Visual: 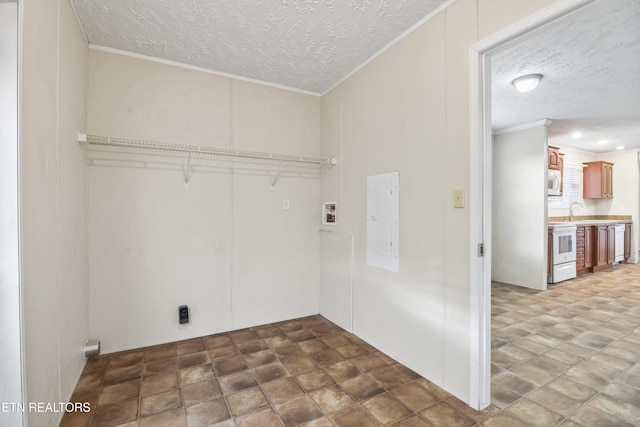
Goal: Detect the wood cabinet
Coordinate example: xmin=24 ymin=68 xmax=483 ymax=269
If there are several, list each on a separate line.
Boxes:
xmin=554 ymin=221 xmax=630 ymax=277
xmin=583 ymin=161 xmax=613 ymax=199
xmin=593 ymin=225 xmax=610 ymax=272
xmin=625 ymin=223 xmax=631 ymax=261
xmin=607 ymin=225 xmax=616 ymax=265
xmin=547 ymin=227 xmax=553 ymax=282
xmin=548 ymin=146 xmax=561 ymax=170
xmin=576 ymin=226 xmax=593 ymax=276
xmin=548 ymin=146 xmax=565 ymax=196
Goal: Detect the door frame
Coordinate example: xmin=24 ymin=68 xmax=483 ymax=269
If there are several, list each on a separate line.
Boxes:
xmin=468 ymin=0 xmax=597 ymax=410
xmin=0 ymin=0 xmax=26 ymax=425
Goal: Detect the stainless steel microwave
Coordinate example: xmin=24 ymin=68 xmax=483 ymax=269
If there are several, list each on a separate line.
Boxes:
xmin=548 ymin=169 xmax=561 ymax=196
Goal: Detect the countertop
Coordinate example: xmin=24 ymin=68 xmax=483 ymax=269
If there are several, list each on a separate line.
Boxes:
xmin=548 ymin=219 xmax=631 ymax=228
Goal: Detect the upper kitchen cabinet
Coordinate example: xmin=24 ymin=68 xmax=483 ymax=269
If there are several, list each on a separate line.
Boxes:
xmin=583 ymin=161 xmax=613 ymax=199
xmin=548 ymin=146 xmax=565 ymax=196
xmin=548 ymin=146 xmax=564 ymax=171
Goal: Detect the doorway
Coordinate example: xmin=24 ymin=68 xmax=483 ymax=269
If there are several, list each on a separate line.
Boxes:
xmin=469 ymin=0 xmax=599 ymax=410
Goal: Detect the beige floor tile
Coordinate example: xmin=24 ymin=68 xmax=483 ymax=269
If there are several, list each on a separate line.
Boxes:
xmin=418 ymin=402 xmax=475 ymax=427
xmin=504 ymin=398 xmax=564 ymax=426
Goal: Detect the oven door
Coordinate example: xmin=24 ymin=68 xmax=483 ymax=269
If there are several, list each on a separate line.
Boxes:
xmin=553 ymin=225 xmax=577 ymax=264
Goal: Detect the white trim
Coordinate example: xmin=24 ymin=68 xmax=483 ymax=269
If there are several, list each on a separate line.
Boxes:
xmin=468 ymin=0 xmax=597 ymax=411
xmin=17 ymin=2 xmax=26 ymax=423
xmin=493 ymin=119 xmax=553 ymax=135
xmin=88 ymin=44 xmax=322 ymax=97
xmin=66 ymin=0 xmax=88 ymax=46
xmin=471 ymin=0 xmax=596 ymax=54
xmin=321 ymin=0 xmax=457 ymax=96
xmin=0 ymin=1 xmax=27 ymax=425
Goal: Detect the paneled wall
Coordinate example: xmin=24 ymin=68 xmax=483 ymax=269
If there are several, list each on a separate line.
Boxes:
xmin=21 ymin=0 xmax=88 ymax=425
xmin=87 ymin=51 xmax=321 ymax=353
xmin=320 ymin=0 xmax=558 ymax=405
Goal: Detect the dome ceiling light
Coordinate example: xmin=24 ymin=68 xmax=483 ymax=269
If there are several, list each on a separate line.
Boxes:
xmin=511 ymin=74 xmax=543 ymax=92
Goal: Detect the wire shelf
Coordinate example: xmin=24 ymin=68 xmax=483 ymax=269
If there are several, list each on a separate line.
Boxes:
xmin=79 ymin=134 xmax=336 ymax=183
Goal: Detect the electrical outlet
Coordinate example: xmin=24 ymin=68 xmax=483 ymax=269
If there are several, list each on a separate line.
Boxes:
xmin=179 ymin=305 xmax=189 ymax=324
xmin=282 ymin=198 xmax=290 ymax=210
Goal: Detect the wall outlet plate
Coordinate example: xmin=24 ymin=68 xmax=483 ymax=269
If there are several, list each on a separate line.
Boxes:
xmin=179 ymin=305 xmax=189 ymax=324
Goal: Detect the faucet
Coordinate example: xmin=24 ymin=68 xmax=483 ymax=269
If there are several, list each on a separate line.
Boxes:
xmin=569 ymin=201 xmax=584 ymax=221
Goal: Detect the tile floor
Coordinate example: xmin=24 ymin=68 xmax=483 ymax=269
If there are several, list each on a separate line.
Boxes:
xmin=60 ymin=263 xmax=640 ymax=426
xmin=490 ymin=263 xmax=640 ymax=427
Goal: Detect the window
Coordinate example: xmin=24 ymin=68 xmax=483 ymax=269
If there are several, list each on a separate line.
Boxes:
xmin=549 ymin=165 xmax=582 ymax=206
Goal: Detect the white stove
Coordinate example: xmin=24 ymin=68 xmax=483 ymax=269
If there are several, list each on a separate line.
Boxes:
xmin=550 ymin=224 xmax=577 ymax=283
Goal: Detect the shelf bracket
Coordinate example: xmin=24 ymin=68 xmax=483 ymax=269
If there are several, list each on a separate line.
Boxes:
xmin=182 ymin=152 xmax=193 ymax=184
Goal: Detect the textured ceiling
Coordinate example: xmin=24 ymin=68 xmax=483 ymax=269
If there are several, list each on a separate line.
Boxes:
xmin=491 ymin=0 xmax=640 ymax=153
xmin=70 ymin=0 xmax=449 ymax=94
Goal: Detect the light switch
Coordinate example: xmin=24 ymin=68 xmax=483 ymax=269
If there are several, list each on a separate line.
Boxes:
xmin=282 ymin=198 xmax=290 ymax=210
xmin=454 ymin=189 xmax=465 ymax=208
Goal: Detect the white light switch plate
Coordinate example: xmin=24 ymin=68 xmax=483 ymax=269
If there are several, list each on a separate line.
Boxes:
xmin=282 ymin=198 xmax=290 ymax=210
xmin=454 ymin=189 xmax=464 ymax=208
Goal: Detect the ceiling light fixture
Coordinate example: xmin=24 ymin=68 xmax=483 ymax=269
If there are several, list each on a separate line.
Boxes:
xmin=597 ymin=139 xmax=609 ymax=145
xmin=511 ymin=74 xmax=543 ymax=92
xmin=570 ymin=131 xmax=584 ymax=139
xmin=616 ymin=146 xmax=625 ymax=150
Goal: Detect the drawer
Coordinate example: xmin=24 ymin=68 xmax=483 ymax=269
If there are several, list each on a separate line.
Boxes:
xmin=576 ymin=247 xmax=585 ymax=259
xmin=576 ymin=237 xmax=585 ymax=248
xmin=576 ymin=227 xmax=585 ymax=237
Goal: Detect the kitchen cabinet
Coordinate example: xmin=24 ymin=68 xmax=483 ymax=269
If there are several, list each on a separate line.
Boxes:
xmin=548 ymin=146 xmax=562 ymax=170
xmin=593 ymin=225 xmax=610 ymax=272
xmin=576 ymin=226 xmax=593 ymax=276
xmin=583 ymin=161 xmax=613 ymax=199
xmin=607 ymin=225 xmax=616 ymax=265
xmin=547 ymin=227 xmax=552 ymax=282
xmin=551 ymin=220 xmax=630 ymax=277
xmin=625 ymin=223 xmax=631 ymax=261
xmin=548 ymin=146 xmax=565 ymax=196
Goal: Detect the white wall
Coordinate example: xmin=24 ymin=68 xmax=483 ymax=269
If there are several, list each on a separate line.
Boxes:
xmin=20 ymin=0 xmax=88 ymax=425
xmin=320 ymin=0 xmax=559 ymax=405
xmin=58 ymin=0 xmax=90 ymax=401
xmin=492 ymin=125 xmax=548 ymax=289
xmin=0 ymin=4 xmax=23 ymax=426
xmin=321 ymin=0 xmax=464 ymax=402
xmin=87 ymin=51 xmax=321 ymax=353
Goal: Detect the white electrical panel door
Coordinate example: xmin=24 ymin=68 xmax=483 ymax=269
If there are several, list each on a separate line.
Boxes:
xmin=367 ymin=172 xmax=399 ymax=272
